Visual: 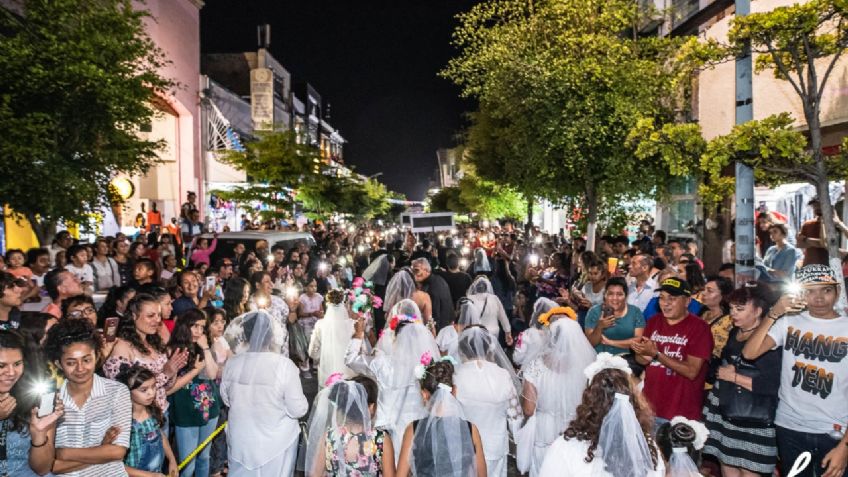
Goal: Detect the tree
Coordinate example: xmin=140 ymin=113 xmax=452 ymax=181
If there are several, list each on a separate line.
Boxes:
xmin=428 ymin=186 xmax=467 ymax=215
xmin=443 ymin=0 xmax=694 ymax=250
xmin=728 ymin=0 xmax=848 ymax=274
xmin=457 ymin=165 xmax=526 ymax=220
xmin=216 ymin=129 xmax=327 ymax=222
xmin=0 ymin=0 xmax=174 ymax=244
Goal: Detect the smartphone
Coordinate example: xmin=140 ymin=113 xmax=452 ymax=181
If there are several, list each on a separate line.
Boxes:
xmin=104 ymin=317 xmax=120 ymax=343
xmin=602 ymin=305 xmax=614 ymax=318
xmin=37 ymin=392 xmax=54 ymax=418
xmin=205 ymin=276 xmax=216 ymax=291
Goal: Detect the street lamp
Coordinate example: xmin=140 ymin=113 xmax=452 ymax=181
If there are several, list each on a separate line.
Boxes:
xmin=367 ymin=172 xmax=383 ymax=180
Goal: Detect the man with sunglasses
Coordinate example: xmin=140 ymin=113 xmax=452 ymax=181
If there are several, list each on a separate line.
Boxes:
xmin=744 ymin=265 xmax=848 ymax=477
xmin=0 ymin=272 xmax=26 ymax=330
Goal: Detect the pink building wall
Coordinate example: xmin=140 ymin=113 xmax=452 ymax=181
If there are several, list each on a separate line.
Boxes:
xmin=139 ymin=0 xmax=203 ymax=221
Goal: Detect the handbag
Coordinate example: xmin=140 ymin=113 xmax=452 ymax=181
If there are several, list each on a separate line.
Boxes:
xmin=718 ymin=354 xmax=777 ymax=425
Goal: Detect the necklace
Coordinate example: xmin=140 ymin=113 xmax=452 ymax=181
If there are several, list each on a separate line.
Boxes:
xmin=739 ymin=323 xmax=760 ymax=334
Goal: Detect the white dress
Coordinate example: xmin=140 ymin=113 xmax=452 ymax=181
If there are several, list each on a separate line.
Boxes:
xmin=308 ymin=304 xmax=354 ymax=386
xmin=468 ymin=293 xmax=511 ymax=337
xmin=539 ymin=436 xmax=665 ymax=477
xmin=539 ymin=437 xmax=666 ymax=477
xmin=221 ymin=352 xmax=308 ymax=477
xmin=455 ymin=360 xmax=520 ymax=477
xmin=523 ymin=358 xmax=588 ymax=477
xmin=435 ymin=325 xmax=460 ymax=362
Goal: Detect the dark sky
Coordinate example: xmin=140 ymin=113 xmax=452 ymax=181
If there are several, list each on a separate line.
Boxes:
xmin=200 ymin=1 xmax=479 ymax=200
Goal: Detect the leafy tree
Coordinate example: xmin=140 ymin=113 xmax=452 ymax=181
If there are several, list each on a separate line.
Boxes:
xmin=428 ymin=186 xmax=467 ymax=215
xmin=0 ymin=0 xmax=174 ymax=244
xmin=444 ymin=0 xmax=695 ymax=250
xmin=216 ymin=129 xmax=328 ymax=222
xmin=728 ymin=0 xmax=848 ymax=269
xmin=457 ymin=166 xmax=526 ymax=220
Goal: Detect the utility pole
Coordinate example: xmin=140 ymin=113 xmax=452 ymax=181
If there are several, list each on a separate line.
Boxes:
xmin=734 ymin=0 xmax=756 ymax=286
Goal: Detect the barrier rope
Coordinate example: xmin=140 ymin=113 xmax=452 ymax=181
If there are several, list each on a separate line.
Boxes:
xmin=178 ymin=421 xmax=228 ymax=470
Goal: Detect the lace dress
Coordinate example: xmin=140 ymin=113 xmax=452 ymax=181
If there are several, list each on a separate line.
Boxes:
xmin=103 ymin=349 xmax=171 ymax=412
xmin=323 ymin=426 xmax=385 ymax=477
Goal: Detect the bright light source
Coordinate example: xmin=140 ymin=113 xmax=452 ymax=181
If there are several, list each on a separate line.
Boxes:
xmin=529 ymin=253 xmax=539 ymax=266
xmin=318 ymin=262 xmax=329 ymax=273
xmin=267 ymin=254 xmax=274 ymax=263
xmin=786 ymin=281 xmax=804 ymax=297
xmin=461 ymin=246 xmax=471 ymax=256
xmin=256 ymin=296 xmax=270 ymax=308
xmin=357 ymin=245 xmax=366 ymax=254
xmin=32 ymin=381 xmax=50 ymax=396
xmin=348 ymin=225 xmax=356 ymax=233
xmin=459 ymin=258 xmax=469 ymax=269
xmin=285 ymin=287 xmax=299 ymax=300
xmin=534 ymin=236 xmax=543 ymax=245
xmin=438 ymin=234 xmax=445 ymax=242
xmin=338 ymin=256 xmax=347 ymax=267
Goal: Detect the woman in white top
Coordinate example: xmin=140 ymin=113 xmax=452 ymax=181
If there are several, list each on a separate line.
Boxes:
xmin=521 ymin=317 xmax=596 ymax=477
xmin=455 ymin=326 xmax=521 ymax=477
xmin=309 ymin=289 xmax=354 ymax=387
xmin=91 ymin=238 xmax=121 ymax=291
xmin=466 ymin=276 xmax=513 ymax=345
xmin=221 ymin=310 xmax=309 ymax=477
xmin=540 ymin=353 xmax=665 ymax=477
xmin=345 ymin=299 xmax=440 ymax=461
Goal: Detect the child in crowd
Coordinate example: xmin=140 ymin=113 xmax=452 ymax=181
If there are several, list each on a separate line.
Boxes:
xmin=297 ymin=278 xmax=324 ymax=374
xmin=5 ymin=249 xmax=32 ymax=279
xmin=116 ymin=364 xmax=179 ymax=476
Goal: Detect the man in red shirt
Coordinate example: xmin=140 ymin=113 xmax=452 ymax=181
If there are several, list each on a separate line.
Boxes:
xmin=797 ymin=197 xmax=829 ymax=266
xmin=632 ymin=277 xmax=713 ymax=427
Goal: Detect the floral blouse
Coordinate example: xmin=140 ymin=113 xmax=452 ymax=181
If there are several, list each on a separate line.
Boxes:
xmin=103 ymin=351 xmax=171 ymax=412
xmin=324 ymin=426 xmax=385 ymax=477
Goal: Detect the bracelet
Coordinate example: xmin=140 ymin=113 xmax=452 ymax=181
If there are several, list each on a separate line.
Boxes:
xmin=31 ymin=436 xmax=49 ymax=448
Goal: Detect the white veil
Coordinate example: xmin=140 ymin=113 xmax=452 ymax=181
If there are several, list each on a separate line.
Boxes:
xmin=668 ymin=448 xmax=701 ymax=477
xmin=314 ymin=300 xmax=354 ymax=387
xmin=458 ymin=326 xmax=521 ymax=395
xmin=375 ymin=299 xmax=440 ymax=429
xmin=530 ymin=297 xmax=558 ymax=327
xmin=533 ymin=318 xmax=596 ymax=432
xmin=597 ymin=393 xmax=655 ymax=477
xmin=467 ymin=276 xmax=494 ymax=296
xmin=456 ymin=298 xmax=482 ymax=327
xmin=382 ymin=268 xmax=416 ymax=314
xmin=224 ymin=310 xmax=286 ymax=355
xmin=472 ymin=248 xmax=491 ymax=273
xmin=305 ymin=380 xmax=375 ymax=477
xmin=411 ymin=386 xmax=477 ymax=477
xmin=362 ymin=254 xmax=392 ymax=286
xmin=513 ymin=327 xmax=548 ymax=368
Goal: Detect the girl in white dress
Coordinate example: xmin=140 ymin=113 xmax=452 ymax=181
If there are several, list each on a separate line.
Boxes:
xmin=221 ymin=310 xmax=309 ymax=477
xmin=539 ymin=352 xmax=665 ymax=477
xmin=466 ymin=276 xmax=513 ymax=344
xmin=521 ymin=316 xmax=596 ymax=477
xmin=435 ymin=297 xmax=481 ymax=362
xmin=454 ymin=326 xmax=521 ymax=477
xmin=309 ymin=289 xmax=354 ymax=387
xmin=345 ymin=299 xmax=440 ymax=461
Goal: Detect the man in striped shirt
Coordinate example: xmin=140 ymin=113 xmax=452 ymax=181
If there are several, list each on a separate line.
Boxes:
xmin=45 ymin=318 xmax=132 ymax=476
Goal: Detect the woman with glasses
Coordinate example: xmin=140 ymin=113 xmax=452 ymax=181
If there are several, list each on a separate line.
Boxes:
xmin=61 ymin=294 xmax=98 ymax=325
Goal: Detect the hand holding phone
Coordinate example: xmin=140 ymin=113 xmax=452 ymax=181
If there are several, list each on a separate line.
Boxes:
xmin=104 ymin=317 xmax=120 ymax=343
xmin=205 ymin=276 xmax=217 ymax=291
xmin=37 ymin=392 xmax=55 ymax=418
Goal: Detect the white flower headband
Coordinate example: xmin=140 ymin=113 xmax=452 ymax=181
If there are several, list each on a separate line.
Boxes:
xmin=670 ymin=416 xmax=709 ymax=450
xmin=584 ymin=352 xmax=632 ymax=383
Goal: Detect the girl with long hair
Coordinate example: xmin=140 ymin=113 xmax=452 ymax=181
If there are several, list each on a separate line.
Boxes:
xmin=0 ymin=330 xmax=64 ymax=476
xmin=116 ymin=364 xmax=178 ymax=476
xmin=540 ymin=353 xmax=665 ymax=476
xmin=168 ymin=309 xmax=219 ymax=477
xmin=103 ymin=294 xmax=190 ymax=423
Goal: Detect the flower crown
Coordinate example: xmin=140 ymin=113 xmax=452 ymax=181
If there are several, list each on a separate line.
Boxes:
xmin=388 ymin=313 xmax=421 ymax=331
xmin=584 ymin=352 xmax=632 ymax=382
xmin=670 ymin=416 xmax=709 ymax=451
xmin=324 ymin=372 xmax=344 ymax=388
xmin=537 ymin=306 xmax=577 ymax=327
xmin=413 ymin=351 xmax=458 ymax=380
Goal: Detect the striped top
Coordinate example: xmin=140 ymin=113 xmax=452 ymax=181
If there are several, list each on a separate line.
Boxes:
xmin=55 ymin=374 xmax=132 ymax=477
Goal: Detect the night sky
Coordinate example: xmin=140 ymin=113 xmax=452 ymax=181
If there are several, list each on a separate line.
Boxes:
xmin=200 ymin=1 xmax=480 ymax=200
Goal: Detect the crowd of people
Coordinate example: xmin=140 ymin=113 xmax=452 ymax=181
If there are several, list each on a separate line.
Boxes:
xmin=0 ymin=196 xmax=844 ymax=477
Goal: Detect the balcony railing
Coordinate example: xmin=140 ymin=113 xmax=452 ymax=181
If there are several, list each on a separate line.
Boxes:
xmin=671 ymin=0 xmax=701 ymax=28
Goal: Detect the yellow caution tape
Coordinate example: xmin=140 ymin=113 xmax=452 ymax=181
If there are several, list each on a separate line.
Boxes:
xmin=178 ymin=421 xmax=228 ymax=471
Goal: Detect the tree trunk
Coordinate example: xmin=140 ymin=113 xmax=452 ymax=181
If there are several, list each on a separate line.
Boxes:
xmin=525 ymin=195 xmax=534 ymax=236
xmin=585 ymin=184 xmax=599 ymax=252
xmin=26 ymin=213 xmax=53 ymax=247
xmin=808 ymin=114 xmax=847 ymax=311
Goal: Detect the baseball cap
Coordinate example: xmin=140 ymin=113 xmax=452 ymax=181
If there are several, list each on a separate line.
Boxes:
xmin=659 ymin=277 xmax=692 ymax=297
xmin=795 ymin=264 xmax=839 ymax=287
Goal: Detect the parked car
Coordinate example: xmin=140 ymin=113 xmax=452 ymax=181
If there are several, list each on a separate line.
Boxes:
xmin=198 ymin=231 xmax=316 ymax=265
